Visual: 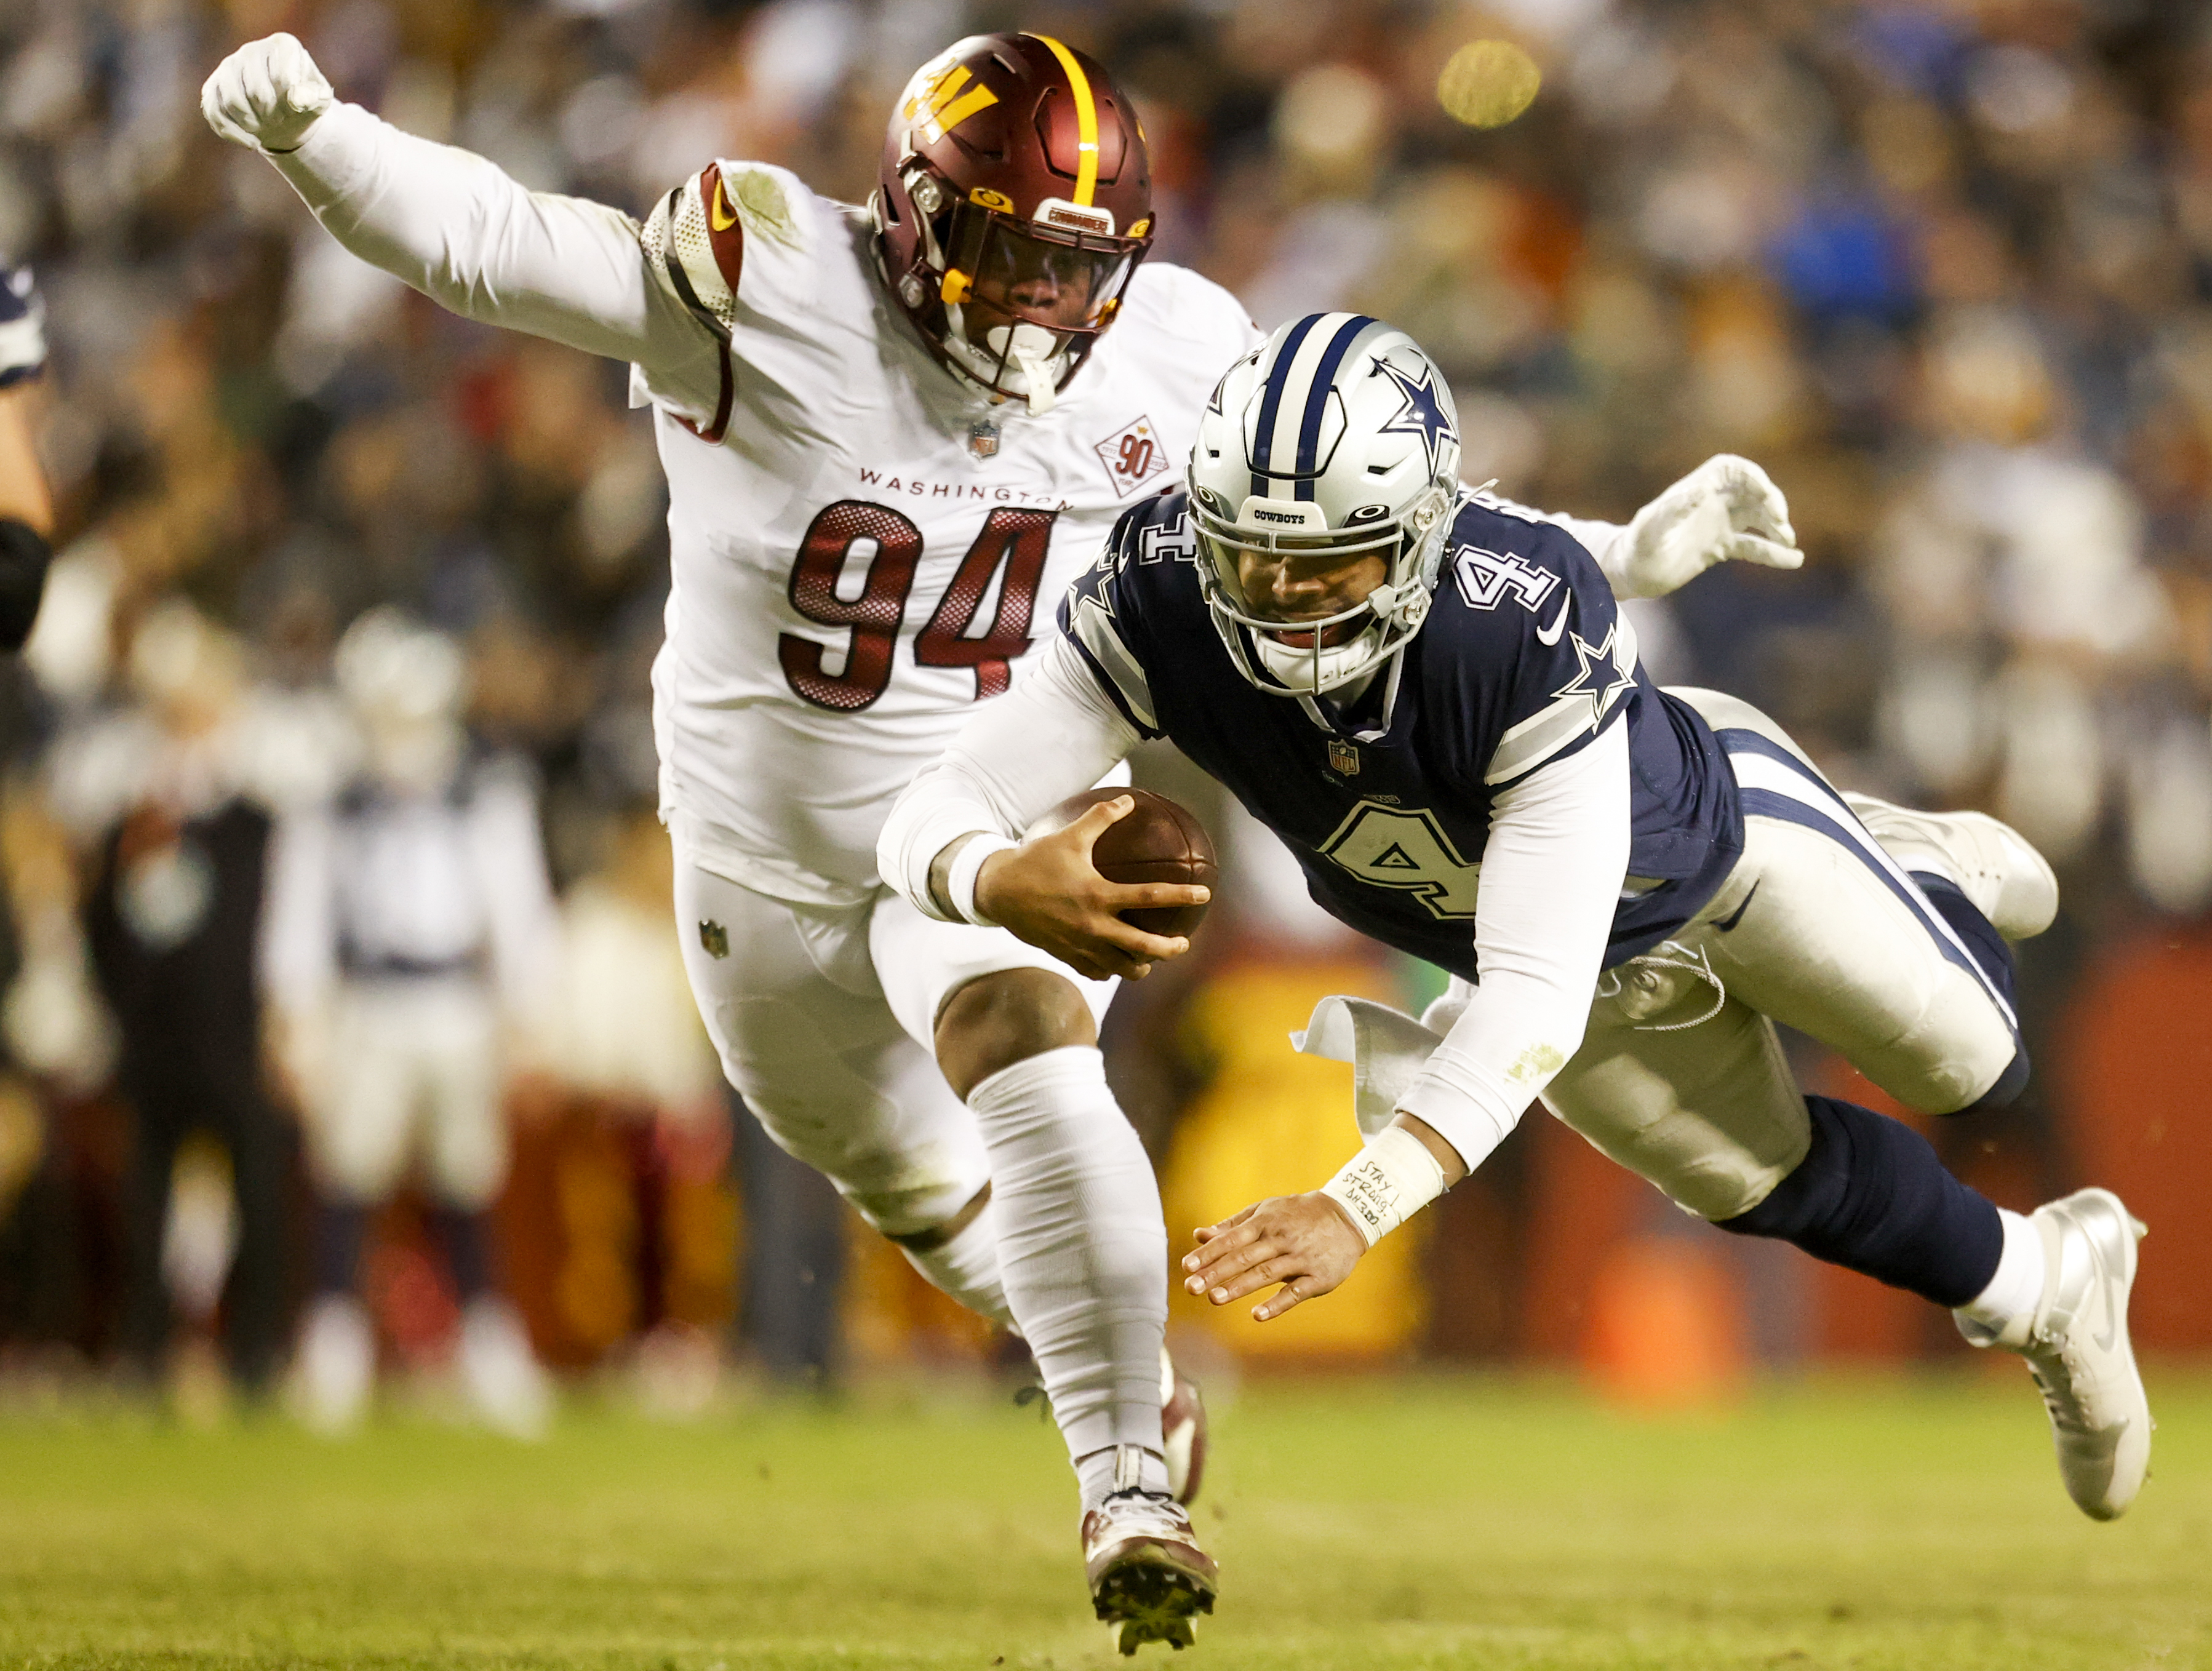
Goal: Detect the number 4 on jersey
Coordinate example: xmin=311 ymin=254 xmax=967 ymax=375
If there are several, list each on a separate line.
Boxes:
xmin=779 ymin=500 xmax=1056 ymax=711
xmin=1321 ymin=802 xmax=1482 ymax=919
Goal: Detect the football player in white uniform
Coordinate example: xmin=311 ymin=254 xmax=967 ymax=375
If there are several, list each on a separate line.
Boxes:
xmin=203 ymin=30 xmax=1803 ymax=1646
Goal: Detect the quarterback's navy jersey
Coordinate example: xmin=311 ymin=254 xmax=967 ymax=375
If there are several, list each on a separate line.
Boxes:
xmin=0 ymin=268 xmax=43 ymax=389
xmin=1058 ymin=489 xmax=1743 ymax=977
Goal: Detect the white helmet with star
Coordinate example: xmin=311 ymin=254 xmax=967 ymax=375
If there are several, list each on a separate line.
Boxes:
xmin=1188 ymin=313 xmax=1461 ymax=696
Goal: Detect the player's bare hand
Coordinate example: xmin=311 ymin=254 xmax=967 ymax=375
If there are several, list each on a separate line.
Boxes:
xmin=1183 ymin=1192 xmax=1364 ymax=1321
xmin=971 ymin=797 xmax=1208 ymax=981
xmin=202 ymin=33 xmax=333 ymax=153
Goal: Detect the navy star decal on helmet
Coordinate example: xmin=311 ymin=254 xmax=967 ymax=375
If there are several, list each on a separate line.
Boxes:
xmin=1372 ymin=356 xmax=1457 ymax=481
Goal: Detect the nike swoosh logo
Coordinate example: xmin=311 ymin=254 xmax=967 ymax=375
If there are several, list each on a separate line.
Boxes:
xmin=2091 ymin=1266 xmax=2119 ymax=1354
xmin=711 ymin=177 xmax=737 ymax=233
xmin=1535 ymin=592 xmax=1571 ymax=645
xmin=1712 ymin=880 xmax=1759 ymax=933
xmin=2091 ymin=1306 xmax=2118 ymax=1355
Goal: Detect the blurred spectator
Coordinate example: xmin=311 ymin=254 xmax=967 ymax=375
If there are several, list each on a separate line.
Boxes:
xmin=732 ymin=1096 xmax=847 ymax=1391
xmin=262 ymin=608 xmax=557 ymax=1435
xmin=74 ymin=602 xmax=289 ymax=1397
xmin=509 ymin=802 xmax=735 ymax=1405
xmin=0 ymin=265 xmax=52 ymax=646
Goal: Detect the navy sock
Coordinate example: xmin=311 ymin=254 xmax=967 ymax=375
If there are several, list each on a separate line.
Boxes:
xmin=315 ymin=1201 xmax=369 ymax=1296
xmin=1715 ymin=1095 xmax=2003 ymax=1307
xmin=429 ymin=1206 xmax=495 ymax=1302
xmin=1911 ymin=872 xmax=2029 ymax=1109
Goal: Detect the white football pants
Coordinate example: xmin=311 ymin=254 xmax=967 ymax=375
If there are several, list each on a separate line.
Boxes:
xmin=309 ymin=978 xmax=507 ymax=1209
xmin=673 ymin=853 xmax=1167 ymax=1460
xmin=1535 ymin=688 xmax=2022 ymax=1222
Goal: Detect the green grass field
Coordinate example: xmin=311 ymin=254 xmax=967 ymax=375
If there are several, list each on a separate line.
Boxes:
xmin=0 ymin=1370 xmax=2203 ymax=1669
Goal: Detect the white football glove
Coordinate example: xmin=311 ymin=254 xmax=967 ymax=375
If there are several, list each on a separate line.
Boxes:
xmin=1613 ymin=453 xmax=1801 ymax=600
xmin=201 ymin=33 xmax=333 ymax=154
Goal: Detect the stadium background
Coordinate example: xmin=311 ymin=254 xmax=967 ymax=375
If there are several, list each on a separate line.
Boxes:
xmin=0 ymin=0 xmax=2208 ymax=1416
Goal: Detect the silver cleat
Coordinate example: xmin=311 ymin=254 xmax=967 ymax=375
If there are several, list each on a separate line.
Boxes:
xmin=1957 ymin=1187 xmax=2151 ymax=1520
xmin=1844 ymin=794 xmax=2059 ymax=941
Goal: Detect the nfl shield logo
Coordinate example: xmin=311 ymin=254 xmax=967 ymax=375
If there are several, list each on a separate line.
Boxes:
xmin=1328 ymin=740 xmax=1360 ymax=776
xmin=968 ymin=418 xmax=1000 ymax=460
xmin=698 ymin=919 xmax=729 ymax=959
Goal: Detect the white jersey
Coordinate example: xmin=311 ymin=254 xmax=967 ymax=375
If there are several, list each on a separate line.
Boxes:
xmin=633 ymin=162 xmax=1260 ymax=903
xmin=266 ymin=108 xmax=1260 ymax=907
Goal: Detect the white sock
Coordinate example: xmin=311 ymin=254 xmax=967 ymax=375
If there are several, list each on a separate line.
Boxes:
xmin=1076 ymin=1443 xmax=1172 ymax=1510
xmin=895 ymin=1195 xmax=1013 ymax=1329
xmin=966 ymin=1045 xmax=1167 ymax=1466
xmin=1955 ymin=1207 xmax=2046 ymax=1341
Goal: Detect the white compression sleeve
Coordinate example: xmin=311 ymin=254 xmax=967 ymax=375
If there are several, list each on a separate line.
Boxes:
xmin=1395 ymin=720 xmax=1631 ymax=1170
xmin=968 ymin=1046 xmax=1167 ymax=1465
xmin=877 ymin=636 xmax=1142 ymax=921
xmin=268 ymin=104 xmax=717 ymax=387
xmin=1538 ymin=511 xmax=1630 ymax=585
xmin=897 ymin=1197 xmax=1013 ymax=1331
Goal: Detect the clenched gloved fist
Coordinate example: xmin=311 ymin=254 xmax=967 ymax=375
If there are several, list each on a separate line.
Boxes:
xmin=201 ymin=33 xmax=333 ymax=154
xmin=1613 ymin=453 xmax=1800 ymax=600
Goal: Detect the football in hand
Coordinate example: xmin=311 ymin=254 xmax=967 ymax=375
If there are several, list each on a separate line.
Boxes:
xmin=1031 ymin=788 xmax=1218 ymax=939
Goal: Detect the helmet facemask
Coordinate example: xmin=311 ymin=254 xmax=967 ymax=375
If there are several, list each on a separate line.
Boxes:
xmin=1189 ymin=482 xmax=1454 ymax=698
xmin=886 ymin=166 xmax=1144 ymax=414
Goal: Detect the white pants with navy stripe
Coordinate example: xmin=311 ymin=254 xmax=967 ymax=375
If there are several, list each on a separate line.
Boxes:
xmin=1538 ymin=687 xmax=2023 ymax=1223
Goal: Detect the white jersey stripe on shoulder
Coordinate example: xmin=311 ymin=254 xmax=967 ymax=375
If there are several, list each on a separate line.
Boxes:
xmin=1069 ymin=595 xmax=1158 ymax=732
xmin=1485 ymin=693 xmax=1596 ymax=785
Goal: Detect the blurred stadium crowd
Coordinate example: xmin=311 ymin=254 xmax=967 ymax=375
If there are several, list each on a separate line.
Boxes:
xmin=0 ymin=0 xmax=2207 ymax=1415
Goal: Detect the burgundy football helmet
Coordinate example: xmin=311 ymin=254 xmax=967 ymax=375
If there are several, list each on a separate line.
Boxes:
xmin=873 ymin=33 xmax=1154 ymax=412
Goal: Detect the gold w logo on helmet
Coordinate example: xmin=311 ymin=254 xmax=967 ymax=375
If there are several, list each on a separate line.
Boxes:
xmin=904 ymin=63 xmax=999 ymax=140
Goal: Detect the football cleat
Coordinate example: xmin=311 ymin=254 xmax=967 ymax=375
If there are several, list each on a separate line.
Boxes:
xmin=1843 ymin=794 xmax=2059 ymax=941
xmin=1160 ymin=1346 xmax=1208 ymax=1507
xmin=291 ymin=1293 xmax=374 ymax=1435
xmin=458 ymin=1298 xmax=553 ymax=1440
xmin=1956 ymin=1188 xmax=2151 ymax=1520
xmin=1084 ymin=1448 xmax=1218 ymax=1655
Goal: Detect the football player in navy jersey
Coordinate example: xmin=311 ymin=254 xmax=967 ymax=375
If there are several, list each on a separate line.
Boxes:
xmin=0 ymin=265 xmax=52 ymax=650
xmin=882 ymin=313 xmax=2154 ymax=1526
